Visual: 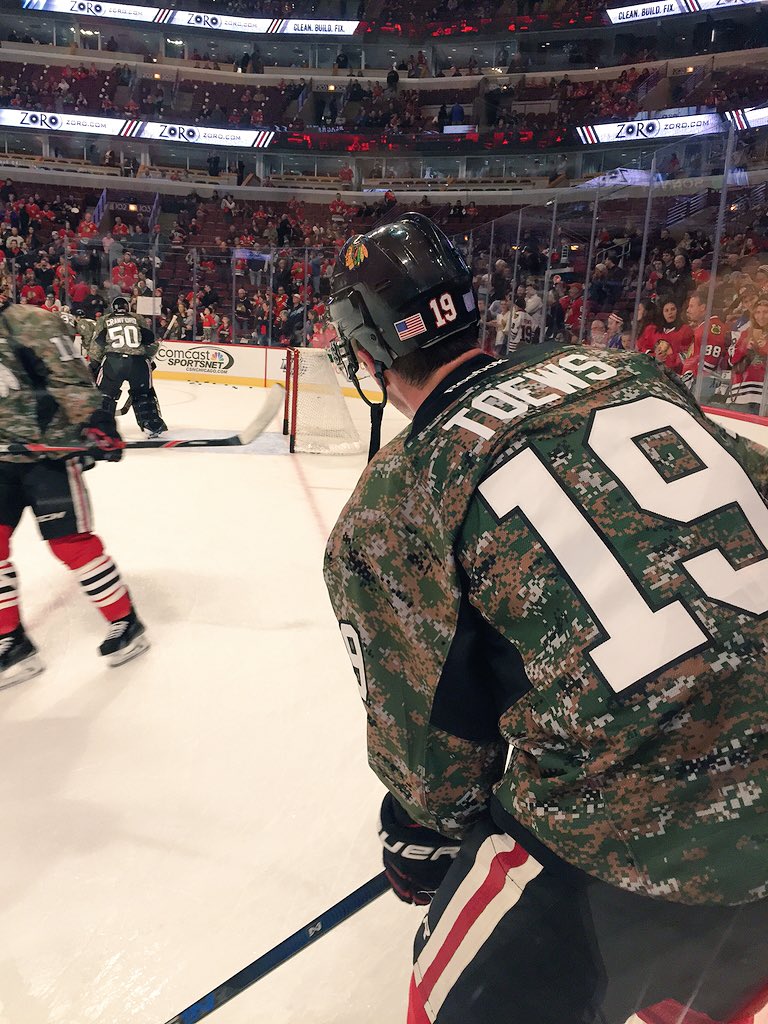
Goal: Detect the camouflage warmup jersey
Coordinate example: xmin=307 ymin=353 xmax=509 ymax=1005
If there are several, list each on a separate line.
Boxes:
xmin=75 ymin=316 xmax=97 ymax=357
xmin=90 ymin=312 xmax=157 ymax=363
xmin=0 ymin=304 xmax=101 ymax=463
xmin=324 ymin=348 xmax=768 ymax=906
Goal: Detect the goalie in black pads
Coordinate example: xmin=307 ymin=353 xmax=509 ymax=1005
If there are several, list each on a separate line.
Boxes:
xmin=90 ymin=296 xmax=167 ymax=438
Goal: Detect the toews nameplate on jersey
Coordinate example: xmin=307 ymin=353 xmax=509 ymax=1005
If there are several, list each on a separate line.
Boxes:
xmin=324 ymin=346 xmax=768 ymax=906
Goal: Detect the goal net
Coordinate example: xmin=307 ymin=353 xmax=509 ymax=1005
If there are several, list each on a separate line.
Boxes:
xmin=284 ymin=348 xmax=364 ymax=455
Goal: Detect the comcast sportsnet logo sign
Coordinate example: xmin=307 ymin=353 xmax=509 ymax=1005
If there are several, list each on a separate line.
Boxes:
xmin=158 ymin=345 xmax=234 ymax=374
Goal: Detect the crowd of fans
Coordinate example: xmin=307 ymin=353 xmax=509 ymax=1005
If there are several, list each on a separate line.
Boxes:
xmin=3 ymin=35 xmax=768 ymax=143
xmin=477 ymin=206 xmax=768 ymax=412
xmin=0 ymin=174 xmax=767 ymax=412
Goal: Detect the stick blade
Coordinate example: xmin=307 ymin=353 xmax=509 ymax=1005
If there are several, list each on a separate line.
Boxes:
xmin=237 ymin=384 xmax=285 ymax=446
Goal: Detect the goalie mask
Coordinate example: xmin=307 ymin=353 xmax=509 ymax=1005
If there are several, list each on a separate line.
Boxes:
xmin=111 ymin=295 xmax=131 ymax=315
xmin=328 ymin=213 xmax=478 ymax=413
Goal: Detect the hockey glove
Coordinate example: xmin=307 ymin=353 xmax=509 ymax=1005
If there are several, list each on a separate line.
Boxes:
xmin=83 ymin=410 xmax=124 ymax=463
xmin=379 ymin=793 xmax=460 ymax=905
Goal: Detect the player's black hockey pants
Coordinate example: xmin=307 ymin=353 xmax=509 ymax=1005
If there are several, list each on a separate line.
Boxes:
xmin=408 ymin=818 xmax=768 ymax=1024
xmin=96 ymin=354 xmax=165 ymax=433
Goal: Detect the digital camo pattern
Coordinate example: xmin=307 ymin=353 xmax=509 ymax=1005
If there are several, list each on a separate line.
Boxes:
xmin=76 ymin=316 xmax=97 ymax=355
xmin=324 ymin=348 xmax=768 ymax=905
xmin=90 ymin=312 xmax=157 ymax=362
xmin=0 ymin=304 xmax=101 ymax=463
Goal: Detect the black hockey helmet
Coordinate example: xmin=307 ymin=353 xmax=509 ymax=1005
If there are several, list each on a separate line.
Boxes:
xmin=328 ymin=212 xmax=477 ymax=390
xmin=111 ymin=295 xmax=130 ymax=314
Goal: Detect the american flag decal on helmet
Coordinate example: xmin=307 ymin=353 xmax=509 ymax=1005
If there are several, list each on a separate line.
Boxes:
xmin=394 ymin=314 xmax=427 ymax=342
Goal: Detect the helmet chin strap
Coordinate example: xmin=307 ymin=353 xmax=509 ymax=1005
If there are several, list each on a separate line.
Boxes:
xmin=349 ymin=359 xmax=388 ymax=462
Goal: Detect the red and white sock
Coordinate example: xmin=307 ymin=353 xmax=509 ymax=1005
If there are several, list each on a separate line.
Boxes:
xmin=0 ymin=525 xmax=19 ymax=635
xmin=49 ymin=533 xmax=132 ymax=623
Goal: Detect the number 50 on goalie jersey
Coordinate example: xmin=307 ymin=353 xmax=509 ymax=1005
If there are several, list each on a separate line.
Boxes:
xmin=324 ymin=348 xmax=768 ymax=907
xmin=89 ymin=312 xmax=157 ymax=363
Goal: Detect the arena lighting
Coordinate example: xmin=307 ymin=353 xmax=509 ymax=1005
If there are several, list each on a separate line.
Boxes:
xmin=0 ymin=108 xmax=276 ymax=147
xmin=21 ymin=0 xmax=360 ymax=36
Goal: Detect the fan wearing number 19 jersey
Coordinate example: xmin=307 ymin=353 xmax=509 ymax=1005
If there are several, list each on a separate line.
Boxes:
xmin=90 ymin=296 xmax=166 ymax=437
xmin=323 ymin=214 xmax=768 ymax=1024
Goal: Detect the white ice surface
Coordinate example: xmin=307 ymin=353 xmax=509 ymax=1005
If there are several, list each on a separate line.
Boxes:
xmin=3 ymin=383 xmax=766 ymax=1024
xmin=0 ymin=380 xmax=417 ymax=1024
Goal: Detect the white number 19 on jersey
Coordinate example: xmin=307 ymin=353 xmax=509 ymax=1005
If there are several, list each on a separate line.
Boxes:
xmin=479 ymin=397 xmax=768 ymax=696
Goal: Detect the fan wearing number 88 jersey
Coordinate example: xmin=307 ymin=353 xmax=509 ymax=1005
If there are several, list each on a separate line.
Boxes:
xmin=324 ymin=216 xmax=768 ymax=1024
xmin=89 ymin=298 xmax=166 ymax=437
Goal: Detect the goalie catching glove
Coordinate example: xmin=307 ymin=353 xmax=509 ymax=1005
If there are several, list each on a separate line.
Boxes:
xmin=379 ymin=792 xmax=460 ymax=905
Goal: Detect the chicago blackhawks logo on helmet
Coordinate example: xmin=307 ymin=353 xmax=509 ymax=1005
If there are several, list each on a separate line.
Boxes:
xmin=344 ymin=238 xmax=369 ymax=271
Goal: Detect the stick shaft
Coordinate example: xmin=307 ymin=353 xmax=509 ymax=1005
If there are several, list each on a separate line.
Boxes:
xmin=164 ymin=872 xmax=389 ymax=1024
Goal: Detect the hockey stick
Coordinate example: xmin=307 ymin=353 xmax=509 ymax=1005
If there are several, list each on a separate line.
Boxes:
xmin=0 ymin=385 xmax=284 ymax=456
xmin=117 ymin=395 xmax=132 ymax=416
xmin=163 ymin=871 xmax=389 ymax=1024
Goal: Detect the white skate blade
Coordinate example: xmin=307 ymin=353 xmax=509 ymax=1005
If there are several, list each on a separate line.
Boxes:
xmin=106 ymin=634 xmax=150 ymax=667
xmin=0 ymin=653 xmax=44 ymax=690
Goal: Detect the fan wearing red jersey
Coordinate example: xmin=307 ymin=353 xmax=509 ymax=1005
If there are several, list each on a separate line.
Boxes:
xmin=682 ymin=289 xmax=729 ymax=400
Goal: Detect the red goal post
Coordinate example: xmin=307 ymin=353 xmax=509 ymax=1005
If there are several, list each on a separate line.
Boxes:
xmin=283 ymin=347 xmax=364 ymax=455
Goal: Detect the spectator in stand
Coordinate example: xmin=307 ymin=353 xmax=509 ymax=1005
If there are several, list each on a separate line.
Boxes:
xmin=524 ymin=281 xmax=543 ymax=321
xmin=561 ymin=282 xmax=584 ymax=341
xmin=729 ymin=295 xmax=768 ymax=413
xmin=112 ymin=216 xmax=129 ymax=238
xmin=218 ymin=315 xmax=232 ymax=343
xmin=659 ymin=253 xmax=693 ymax=308
xmin=691 ymin=258 xmax=711 ymax=286
xmin=221 ymin=194 xmax=237 ymax=224
xmin=642 ymin=298 xmax=693 ymax=371
xmin=681 ymin=288 xmax=729 ymax=399
xmin=201 ymin=307 xmax=217 ymax=341
xmin=69 ymin=276 xmax=90 ymax=307
xmin=606 ymin=311 xmax=624 ymax=349
xmin=81 ymin=282 xmax=105 ymax=319
xmin=53 ymin=255 xmax=75 ymax=302
xmin=635 ymin=300 xmax=658 ymax=354
xmin=329 ymin=193 xmax=349 ymax=226
xmin=19 ymin=268 xmax=45 ymax=306
xmin=588 ymin=318 xmax=608 ymax=348
xmin=492 ymin=298 xmax=511 ymax=356
xmin=450 ymin=98 xmax=465 ymax=125
xmin=78 ymin=212 xmax=99 ymax=242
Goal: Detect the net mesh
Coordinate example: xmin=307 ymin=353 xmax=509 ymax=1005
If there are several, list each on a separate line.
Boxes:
xmin=292 ymin=349 xmax=365 ymax=455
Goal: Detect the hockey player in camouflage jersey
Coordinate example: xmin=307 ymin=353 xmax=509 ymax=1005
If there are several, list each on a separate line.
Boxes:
xmin=72 ymin=308 xmax=97 ymax=360
xmin=90 ymin=296 xmax=167 ymax=437
xmin=0 ymin=301 xmax=148 ymax=681
xmin=323 ymin=214 xmax=768 ymax=1024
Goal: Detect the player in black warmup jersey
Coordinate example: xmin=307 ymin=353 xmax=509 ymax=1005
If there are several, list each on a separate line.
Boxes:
xmin=90 ymin=296 xmax=167 ymax=438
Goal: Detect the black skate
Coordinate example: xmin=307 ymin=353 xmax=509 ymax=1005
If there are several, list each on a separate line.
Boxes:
xmin=147 ymin=422 xmax=167 ymax=439
xmin=0 ymin=625 xmax=44 ymax=687
xmin=99 ymin=610 xmax=150 ymax=667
